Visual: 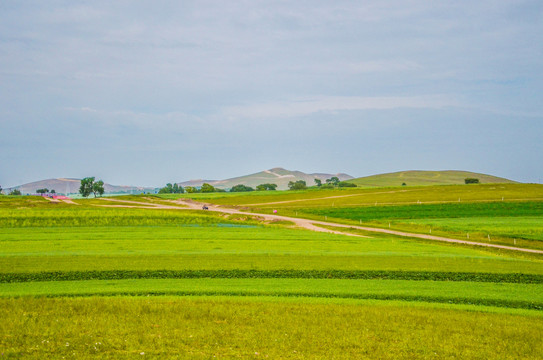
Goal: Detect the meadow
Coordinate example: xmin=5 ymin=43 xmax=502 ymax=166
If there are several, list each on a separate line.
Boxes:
xmin=1 ymin=188 xmax=543 ymax=358
xmin=184 ymin=183 xmax=543 ymax=251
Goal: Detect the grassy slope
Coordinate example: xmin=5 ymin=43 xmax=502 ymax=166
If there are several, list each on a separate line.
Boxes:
xmin=351 ymin=170 xmax=517 ymax=187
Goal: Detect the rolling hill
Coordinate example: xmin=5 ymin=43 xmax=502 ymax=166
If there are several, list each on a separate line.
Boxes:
xmin=350 ymin=170 xmax=517 ymax=187
xmin=4 ymin=178 xmax=155 ymax=196
xmin=179 ymin=168 xmax=353 ymax=190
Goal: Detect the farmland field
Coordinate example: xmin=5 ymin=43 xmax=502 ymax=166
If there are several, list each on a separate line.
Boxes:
xmin=1 ymin=187 xmax=543 ymax=358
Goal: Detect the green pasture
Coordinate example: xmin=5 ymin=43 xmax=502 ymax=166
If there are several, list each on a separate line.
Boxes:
xmin=1 ymin=297 xmax=542 ymax=359
xmin=1 ymin=194 xmax=543 ymax=358
xmin=298 ymin=201 xmax=543 ymax=250
xmin=178 ymin=183 xmax=543 ymax=206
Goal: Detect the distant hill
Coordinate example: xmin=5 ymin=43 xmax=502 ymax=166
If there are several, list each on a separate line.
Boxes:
xmin=351 ymin=170 xmax=517 ymax=187
xmin=4 ymin=178 xmax=155 ymax=196
xmin=179 ymin=167 xmax=354 ymax=190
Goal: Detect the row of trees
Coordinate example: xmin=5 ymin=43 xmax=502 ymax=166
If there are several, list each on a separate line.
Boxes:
xmin=287 ymin=177 xmax=357 ymax=190
xmin=36 ymin=188 xmax=56 ymax=194
xmin=158 ymin=183 xmax=184 ymax=194
xmin=157 ymin=182 xmax=279 ymax=193
xmin=314 ymin=176 xmax=356 ymax=189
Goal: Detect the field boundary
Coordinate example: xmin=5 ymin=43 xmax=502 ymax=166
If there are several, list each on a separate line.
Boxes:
xmin=3 ymin=270 xmax=542 ymax=283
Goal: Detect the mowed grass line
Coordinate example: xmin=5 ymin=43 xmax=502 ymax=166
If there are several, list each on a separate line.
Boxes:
xmin=2 ymin=278 xmax=542 ymax=310
xmin=1 ymin=297 xmax=542 ymax=359
xmin=3 ymin=253 xmax=543 ymax=274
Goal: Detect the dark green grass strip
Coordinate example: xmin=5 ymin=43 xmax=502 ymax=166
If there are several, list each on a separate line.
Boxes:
xmin=303 ymin=201 xmax=543 ymax=221
xmin=7 ymin=290 xmax=542 ymax=310
xmin=2 ymin=270 xmax=542 ymax=284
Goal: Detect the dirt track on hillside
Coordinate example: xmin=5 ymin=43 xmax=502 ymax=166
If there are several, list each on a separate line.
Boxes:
xmin=93 ymin=197 xmax=543 ymax=255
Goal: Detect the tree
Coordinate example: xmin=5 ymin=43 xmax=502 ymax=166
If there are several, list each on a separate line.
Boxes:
xmin=79 ymin=177 xmax=105 ymax=198
xmin=465 ymin=178 xmax=480 ymax=184
xmin=172 ymin=183 xmax=184 ymax=194
xmin=185 ymin=186 xmax=198 ymax=193
xmin=200 ymin=183 xmax=216 ymax=193
xmin=9 ymin=189 xmax=21 ymax=196
xmin=314 ymin=179 xmax=322 ymax=187
xmin=92 ymin=180 xmax=105 ymax=197
xmin=256 ymin=183 xmax=277 ymax=191
xmin=288 ymin=180 xmax=307 ymax=190
xmin=230 ymin=184 xmax=254 ymax=192
xmin=51 ymin=189 xmax=56 ymax=194
xmin=337 ymin=181 xmax=356 ymax=187
xmin=36 ymin=188 xmax=49 ymax=194
xmin=0 ymin=185 xmax=2 ymax=194
xmin=326 ymin=176 xmax=340 ymax=186
xmin=79 ymin=177 xmax=94 ymax=197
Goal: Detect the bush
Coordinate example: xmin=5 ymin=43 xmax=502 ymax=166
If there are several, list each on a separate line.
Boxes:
xmin=465 ymin=178 xmax=480 ymax=184
xmin=256 ymin=183 xmax=277 ymax=191
xmin=230 ymin=184 xmax=254 ymax=192
xmin=201 ymin=183 xmax=216 ymax=193
xmin=288 ymin=180 xmax=307 ymax=190
xmin=338 ymin=182 xmax=356 ymax=188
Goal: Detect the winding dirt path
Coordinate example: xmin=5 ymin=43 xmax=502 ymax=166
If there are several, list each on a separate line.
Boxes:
xmin=94 ymin=198 xmax=543 ymax=255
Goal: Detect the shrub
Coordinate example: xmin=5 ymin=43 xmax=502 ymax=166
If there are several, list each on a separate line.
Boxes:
xmin=230 ymin=184 xmax=254 ymax=192
xmin=338 ymin=182 xmax=356 ymax=188
xmin=288 ymin=180 xmax=307 ymax=190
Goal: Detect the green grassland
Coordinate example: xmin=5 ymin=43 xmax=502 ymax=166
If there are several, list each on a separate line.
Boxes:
xmin=194 ymin=183 xmax=543 ymax=251
xmin=1 ymin=191 xmax=543 ymax=358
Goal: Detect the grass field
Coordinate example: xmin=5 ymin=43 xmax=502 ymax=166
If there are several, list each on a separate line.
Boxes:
xmin=187 ymin=184 xmax=543 ymax=251
xmin=2 ymin=297 xmax=542 ymax=359
xmin=1 ymin=189 xmax=543 ymax=358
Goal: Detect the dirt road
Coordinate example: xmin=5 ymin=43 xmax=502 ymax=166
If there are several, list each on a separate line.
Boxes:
xmin=95 ymin=197 xmax=543 ymax=255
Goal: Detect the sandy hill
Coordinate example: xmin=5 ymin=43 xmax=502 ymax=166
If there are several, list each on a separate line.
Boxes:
xmin=180 ymin=168 xmax=354 ymax=190
xmin=351 ymin=170 xmax=517 ymax=188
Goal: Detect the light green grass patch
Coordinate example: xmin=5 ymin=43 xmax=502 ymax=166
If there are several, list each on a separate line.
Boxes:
xmin=2 ymin=279 xmax=542 ymax=308
xmin=1 ymin=297 xmax=541 ymax=359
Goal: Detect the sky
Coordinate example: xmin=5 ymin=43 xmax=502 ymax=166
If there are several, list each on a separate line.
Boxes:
xmin=1 ymin=0 xmax=542 ymax=187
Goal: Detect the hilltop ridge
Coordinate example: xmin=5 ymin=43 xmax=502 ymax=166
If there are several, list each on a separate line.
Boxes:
xmin=179 ymin=167 xmax=353 ymax=190
xmin=351 ymin=170 xmax=517 ymax=187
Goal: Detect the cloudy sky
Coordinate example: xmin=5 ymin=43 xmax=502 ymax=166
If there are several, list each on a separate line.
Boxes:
xmin=1 ymin=1 xmax=542 ymax=187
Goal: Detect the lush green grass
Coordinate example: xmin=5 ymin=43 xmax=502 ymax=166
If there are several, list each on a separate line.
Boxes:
xmin=1 ymin=297 xmax=541 ymax=359
xmin=303 ymin=201 xmax=543 ymax=221
xmin=2 ymin=278 xmax=542 ymax=309
xmin=2 ymin=225 xmax=543 ymax=274
xmin=2 ymin=194 xmax=543 ymax=358
xmin=299 ymin=201 xmax=543 ymax=249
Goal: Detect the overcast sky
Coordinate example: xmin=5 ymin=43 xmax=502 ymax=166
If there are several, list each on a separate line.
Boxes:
xmin=1 ymin=1 xmax=542 ymax=187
